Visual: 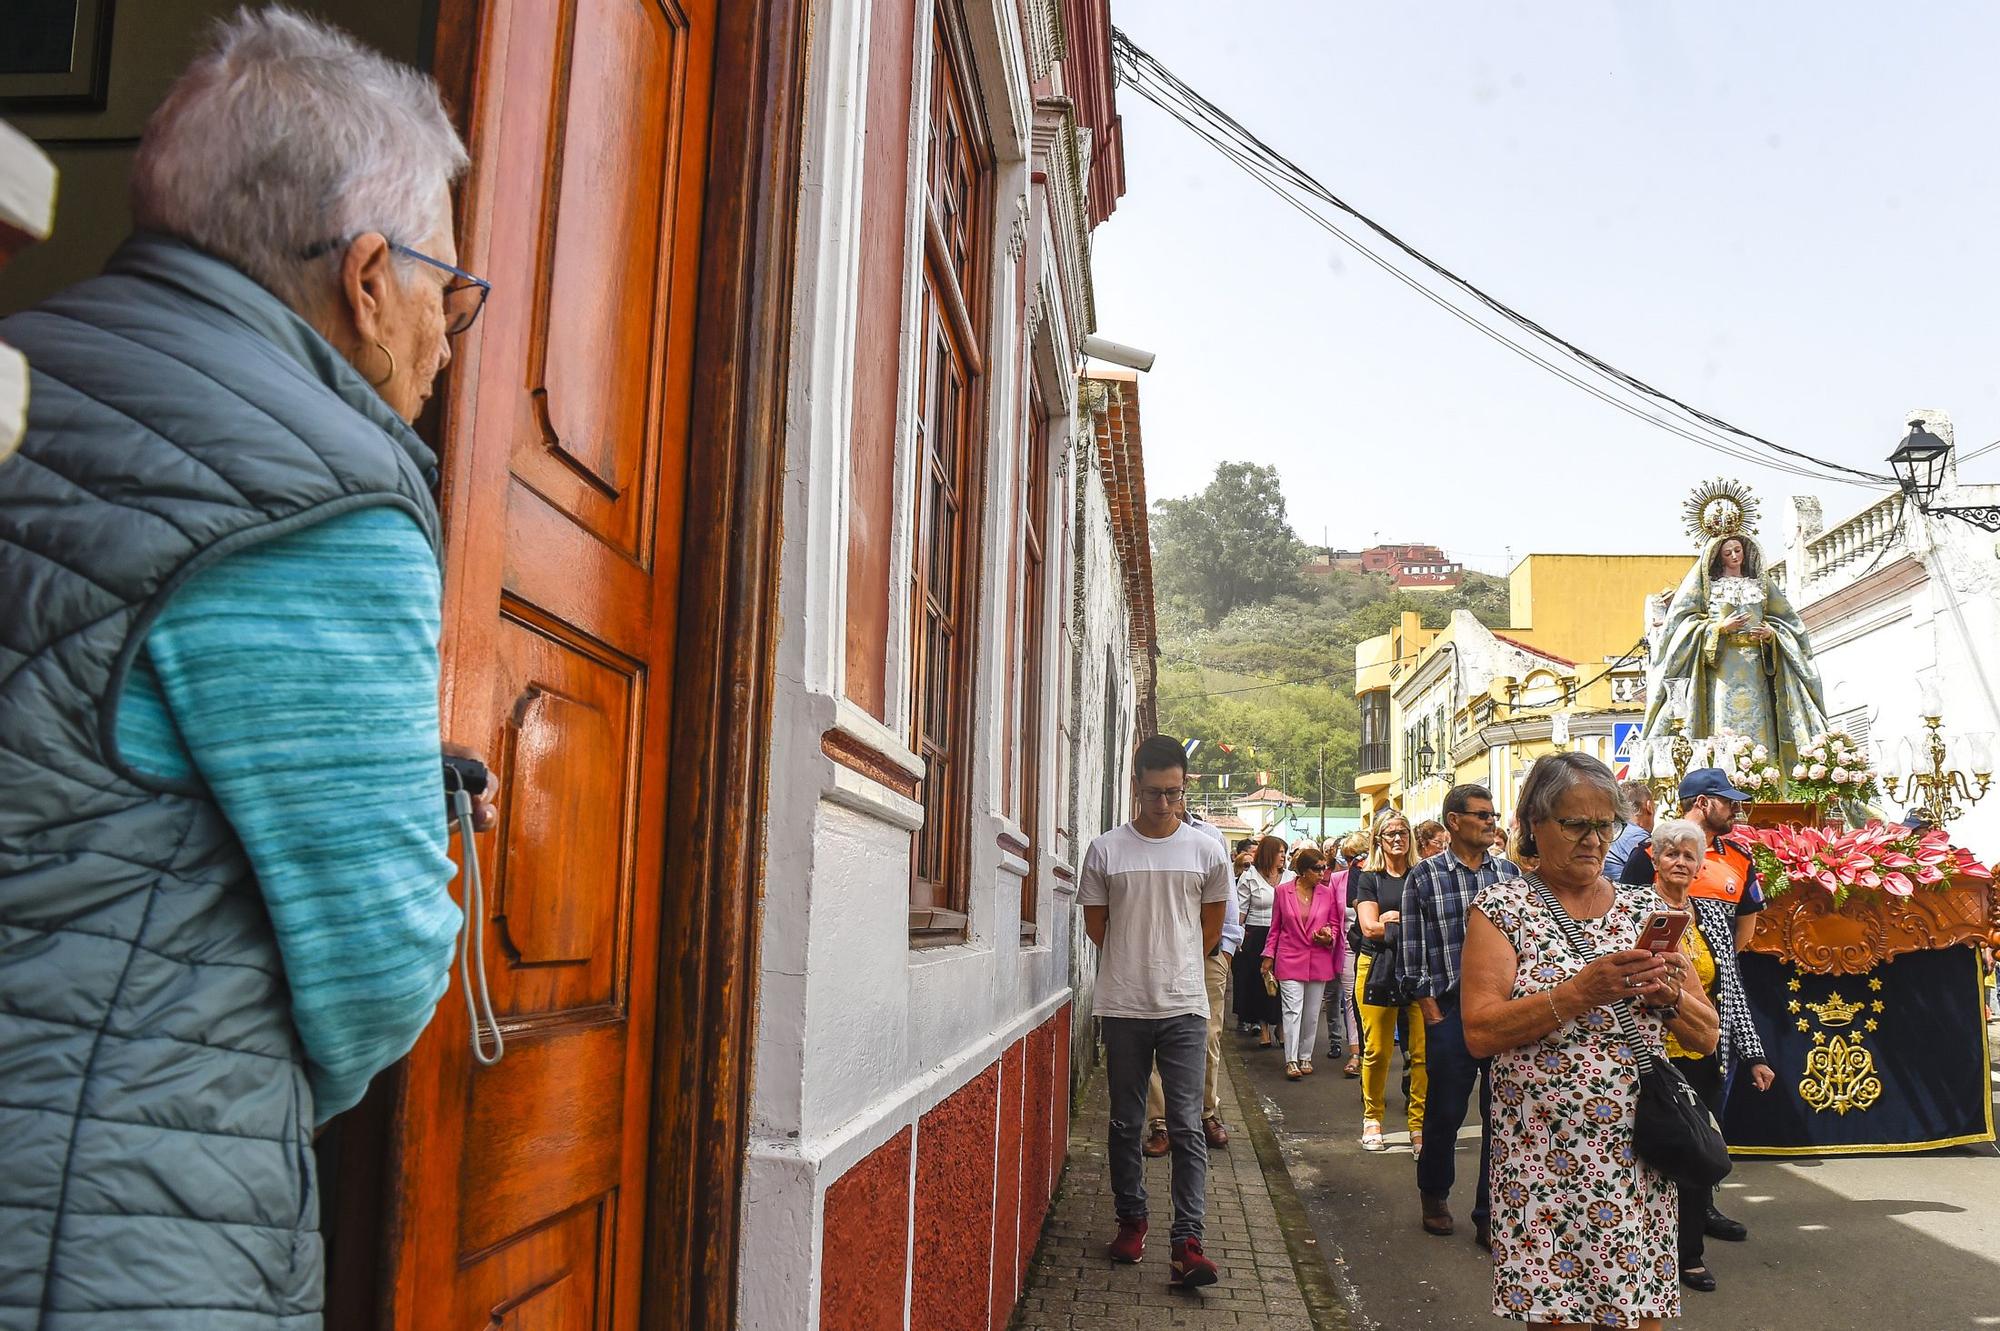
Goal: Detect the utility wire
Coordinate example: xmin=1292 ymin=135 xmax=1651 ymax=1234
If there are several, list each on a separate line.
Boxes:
xmin=1112 ymin=31 xmax=1900 ymax=489
xmin=1121 ymin=73 xmax=1864 ymax=489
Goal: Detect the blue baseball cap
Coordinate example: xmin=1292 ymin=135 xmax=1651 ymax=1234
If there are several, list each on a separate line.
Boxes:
xmin=1678 ymin=767 xmax=1753 ymax=803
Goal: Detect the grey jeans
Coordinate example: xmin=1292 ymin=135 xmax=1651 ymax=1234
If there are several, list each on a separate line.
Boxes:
xmin=1102 ymin=1012 xmax=1209 ymax=1240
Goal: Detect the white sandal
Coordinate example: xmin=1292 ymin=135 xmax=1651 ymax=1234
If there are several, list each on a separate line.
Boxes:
xmin=1361 ymin=1120 xmax=1385 ymax=1152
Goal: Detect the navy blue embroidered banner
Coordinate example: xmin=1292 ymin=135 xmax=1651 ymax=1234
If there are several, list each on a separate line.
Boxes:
xmin=1724 ymin=947 xmax=1993 ymax=1155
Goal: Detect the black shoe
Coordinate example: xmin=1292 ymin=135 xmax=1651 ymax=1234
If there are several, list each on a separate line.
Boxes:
xmin=1472 ymin=1217 xmax=1491 ymax=1252
xmin=1680 ymin=1265 xmax=1717 ymax=1293
xmin=1704 ymin=1206 xmax=1748 ymax=1242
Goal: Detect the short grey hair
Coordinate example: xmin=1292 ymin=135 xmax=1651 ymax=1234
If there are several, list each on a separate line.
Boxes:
xmin=131 ymin=6 xmax=468 ymax=314
xmin=1619 ymin=779 xmax=1656 ymax=811
xmin=1513 ymin=752 xmax=1630 ymax=857
xmin=1650 ymin=817 xmax=1705 ymax=860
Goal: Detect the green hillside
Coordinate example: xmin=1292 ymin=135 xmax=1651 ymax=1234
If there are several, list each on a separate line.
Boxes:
xmin=1151 ymin=463 xmax=1507 ymax=804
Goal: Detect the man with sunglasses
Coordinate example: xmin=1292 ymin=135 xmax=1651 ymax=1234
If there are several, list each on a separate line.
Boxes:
xmin=1399 ymin=783 xmax=1517 ymax=1248
xmin=1081 ymin=735 xmax=1231 ymax=1287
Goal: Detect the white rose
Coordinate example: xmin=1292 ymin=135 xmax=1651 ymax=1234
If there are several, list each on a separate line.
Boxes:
xmin=1792 ymin=764 xmax=1807 ymax=779
xmin=1832 ymin=767 xmax=1849 ymax=784
xmin=1753 ymin=745 xmax=1768 ymax=761
xmin=1810 ymin=763 xmax=1828 ymax=780
xmin=1745 ymin=772 xmax=1764 ymax=789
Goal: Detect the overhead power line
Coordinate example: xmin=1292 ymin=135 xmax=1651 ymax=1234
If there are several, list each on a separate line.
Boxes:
xmin=1111 ymin=30 xmax=1900 ymax=491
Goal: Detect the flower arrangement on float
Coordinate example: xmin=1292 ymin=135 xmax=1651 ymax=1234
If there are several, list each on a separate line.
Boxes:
xmin=1744 ymin=821 xmax=1993 ymax=906
xmin=1703 ymin=729 xmax=1785 ymax=797
xmin=1787 ymin=730 xmax=1879 ymax=807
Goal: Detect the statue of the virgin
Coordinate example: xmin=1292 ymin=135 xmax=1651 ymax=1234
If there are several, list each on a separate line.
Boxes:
xmin=1641 ymin=480 xmax=1831 ymax=772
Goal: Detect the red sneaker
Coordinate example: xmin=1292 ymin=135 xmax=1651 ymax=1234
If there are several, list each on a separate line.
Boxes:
xmin=1107 ymin=1216 xmax=1147 ymax=1263
xmin=1169 ymin=1237 xmax=1218 ymax=1288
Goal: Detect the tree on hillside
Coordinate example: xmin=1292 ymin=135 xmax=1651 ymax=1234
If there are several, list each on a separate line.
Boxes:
xmin=1151 ymin=461 xmax=1306 ymax=626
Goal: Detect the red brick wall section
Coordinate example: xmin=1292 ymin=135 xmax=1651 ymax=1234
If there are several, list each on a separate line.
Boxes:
xmin=988 ymin=1041 xmax=1023 ymax=1331
xmin=1052 ymin=1005 xmax=1072 ymax=1198
xmin=911 ymin=1062 xmax=1000 ymax=1331
xmin=1020 ymin=1021 xmax=1056 ymax=1252
xmin=819 ymin=1127 xmax=912 ymax=1331
xmin=996 ymin=1038 xmax=1029 ymax=1308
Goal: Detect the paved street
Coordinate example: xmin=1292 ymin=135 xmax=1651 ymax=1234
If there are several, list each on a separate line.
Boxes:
xmin=1231 ymin=1013 xmax=2000 ymax=1329
xmin=1016 ymin=1050 xmax=1350 ymax=1329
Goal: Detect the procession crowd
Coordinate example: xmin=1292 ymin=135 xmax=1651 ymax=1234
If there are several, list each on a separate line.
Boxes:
xmin=1081 ymin=734 xmax=1784 ymax=1326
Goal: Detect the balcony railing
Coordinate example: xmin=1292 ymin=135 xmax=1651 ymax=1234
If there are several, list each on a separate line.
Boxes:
xmin=1359 ymin=742 xmax=1391 ymax=774
xmin=1802 ymin=494 xmax=1905 ymax=596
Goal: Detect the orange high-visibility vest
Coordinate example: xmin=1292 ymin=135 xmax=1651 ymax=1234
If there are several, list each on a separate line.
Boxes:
xmin=1689 ymin=838 xmax=1755 ymax=905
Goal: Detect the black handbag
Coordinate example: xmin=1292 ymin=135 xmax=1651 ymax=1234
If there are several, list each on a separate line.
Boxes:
xmin=1527 ymin=877 xmax=1732 ymax=1191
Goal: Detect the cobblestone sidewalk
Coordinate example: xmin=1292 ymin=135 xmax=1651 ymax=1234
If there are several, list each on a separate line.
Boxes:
xmin=1012 ymin=1044 xmax=1346 ymax=1330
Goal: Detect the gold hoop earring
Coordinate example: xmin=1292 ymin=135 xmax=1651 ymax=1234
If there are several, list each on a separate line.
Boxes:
xmin=364 ymin=339 xmax=397 ymax=389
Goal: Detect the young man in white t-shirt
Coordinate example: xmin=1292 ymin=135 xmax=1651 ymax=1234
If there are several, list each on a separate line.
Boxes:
xmin=1080 ymin=735 xmax=1231 ymax=1287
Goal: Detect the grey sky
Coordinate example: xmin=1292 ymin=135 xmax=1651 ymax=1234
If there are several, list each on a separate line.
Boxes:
xmin=1092 ymin=1 xmax=2000 ymax=572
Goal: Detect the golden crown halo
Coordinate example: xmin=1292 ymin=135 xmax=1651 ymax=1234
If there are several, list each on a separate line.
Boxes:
xmin=1683 ymin=479 xmax=1761 ymax=543
xmin=1805 ymin=992 xmax=1866 ymax=1027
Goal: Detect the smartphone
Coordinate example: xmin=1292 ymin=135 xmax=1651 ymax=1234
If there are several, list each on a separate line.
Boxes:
xmin=1635 ymin=910 xmax=1690 ymax=954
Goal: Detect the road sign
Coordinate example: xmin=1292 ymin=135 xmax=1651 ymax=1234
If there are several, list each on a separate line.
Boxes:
xmin=1612 ymin=722 xmax=1642 ymax=779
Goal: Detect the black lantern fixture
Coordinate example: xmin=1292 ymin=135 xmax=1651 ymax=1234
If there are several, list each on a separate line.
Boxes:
xmin=1415 ymin=739 xmax=1435 ymax=772
xmin=1889 ymin=420 xmax=2000 ymax=531
xmin=1888 ymin=421 xmax=1950 ymax=508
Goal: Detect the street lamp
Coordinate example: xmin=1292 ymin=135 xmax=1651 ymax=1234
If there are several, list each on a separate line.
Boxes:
xmin=1889 ymin=420 xmax=2000 ymax=531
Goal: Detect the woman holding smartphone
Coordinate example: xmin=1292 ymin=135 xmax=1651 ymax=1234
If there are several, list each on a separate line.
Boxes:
xmin=1459 ymin=754 xmax=1718 ymax=1330
xmin=1648 ymin=817 xmax=1775 ymax=1295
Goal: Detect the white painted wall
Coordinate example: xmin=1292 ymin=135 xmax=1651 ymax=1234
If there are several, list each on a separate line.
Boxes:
xmin=737 ymin=1 xmax=1141 ymax=1325
xmin=1779 ymin=483 xmax=2000 ymax=859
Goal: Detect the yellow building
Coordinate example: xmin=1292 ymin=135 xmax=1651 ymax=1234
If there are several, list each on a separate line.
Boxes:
xmin=1354 ymin=554 xmax=1693 ymax=829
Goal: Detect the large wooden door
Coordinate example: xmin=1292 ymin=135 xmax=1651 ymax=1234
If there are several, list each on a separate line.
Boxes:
xmin=387 ymin=1 xmax=715 ymax=1325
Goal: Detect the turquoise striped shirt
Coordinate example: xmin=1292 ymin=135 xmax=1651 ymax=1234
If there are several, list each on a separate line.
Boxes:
xmin=116 ymin=506 xmax=461 ymax=1123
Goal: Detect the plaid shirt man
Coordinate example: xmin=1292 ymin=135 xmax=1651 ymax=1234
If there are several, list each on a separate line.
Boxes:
xmin=1399 ymin=846 xmax=1520 ymax=1000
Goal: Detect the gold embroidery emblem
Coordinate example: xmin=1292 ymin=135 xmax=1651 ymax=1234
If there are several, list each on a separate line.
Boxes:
xmin=1804 ymin=992 xmax=1865 ymax=1027
xmin=1799 ymin=1034 xmax=1883 ymax=1115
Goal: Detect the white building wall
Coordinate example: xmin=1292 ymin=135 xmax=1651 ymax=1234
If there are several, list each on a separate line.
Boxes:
xmin=738 ymin=1 xmax=1138 ymax=1325
xmin=1061 ymin=417 xmax=1138 ymax=1069
xmin=1779 ymin=467 xmax=2000 ymax=859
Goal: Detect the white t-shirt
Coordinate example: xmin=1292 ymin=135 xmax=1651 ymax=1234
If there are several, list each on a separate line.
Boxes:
xmin=1079 ymin=821 xmax=1232 ymax=1019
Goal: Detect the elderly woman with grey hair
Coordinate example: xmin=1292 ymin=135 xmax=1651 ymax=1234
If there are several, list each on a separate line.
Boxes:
xmin=0 ymin=8 xmax=491 ymax=1325
xmin=1461 ymin=754 xmax=1718 ymax=1329
xmin=1647 ymin=816 xmax=1774 ymax=1295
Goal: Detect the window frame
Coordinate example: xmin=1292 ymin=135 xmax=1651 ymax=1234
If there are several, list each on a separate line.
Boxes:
xmin=1016 ymin=382 xmax=1051 ymax=936
xmin=907 ymin=4 xmax=994 ymax=940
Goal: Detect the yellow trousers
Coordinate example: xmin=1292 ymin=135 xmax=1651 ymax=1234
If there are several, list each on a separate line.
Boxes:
xmin=1353 ymin=952 xmax=1427 ymax=1131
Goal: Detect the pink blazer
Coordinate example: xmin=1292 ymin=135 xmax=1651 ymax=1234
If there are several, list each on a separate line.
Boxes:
xmin=1261 ymin=871 xmax=1346 ymax=982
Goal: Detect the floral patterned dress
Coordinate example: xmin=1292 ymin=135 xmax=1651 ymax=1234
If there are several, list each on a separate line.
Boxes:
xmin=1473 ymin=877 xmax=1680 ymax=1327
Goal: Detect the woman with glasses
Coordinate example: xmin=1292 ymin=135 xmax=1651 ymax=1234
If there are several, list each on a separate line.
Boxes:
xmin=1460 ymin=754 xmax=1718 ymax=1330
xmin=0 ymin=11 xmax=494 ymax=1323
xmin=1352 ymin=813 xmax=1427 ymax=1152
xmin=1414 ymin=820 xmax=1448 ymax=860
xmin=1647 ymin=818 xmax=1773 ymax=1295
xmin=1261 ymin=847 xmax=1347 ymax=1080
xmin=1233 ymin=836 xmax=1286 ymax=1045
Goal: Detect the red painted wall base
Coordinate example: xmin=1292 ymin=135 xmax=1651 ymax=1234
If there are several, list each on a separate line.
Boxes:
xmin=818 ymin=1003 xmax=1072 ymax=1330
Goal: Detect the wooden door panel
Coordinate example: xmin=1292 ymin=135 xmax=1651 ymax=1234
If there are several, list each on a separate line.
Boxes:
xmin=488 ymin=607 xmax=638 ymax=1015
xmin=387 ymin=0 xmax=717 ymax=1324
xmin=466 ymin=1202 xmax=611 ymax=1330
xmin=500 ymin=482 xmax=653 ymax=658
xmin=460 ymin=1024 xmax=626 ymax=1251
xmin=514 ymin=0 xmax=694 ymax=564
